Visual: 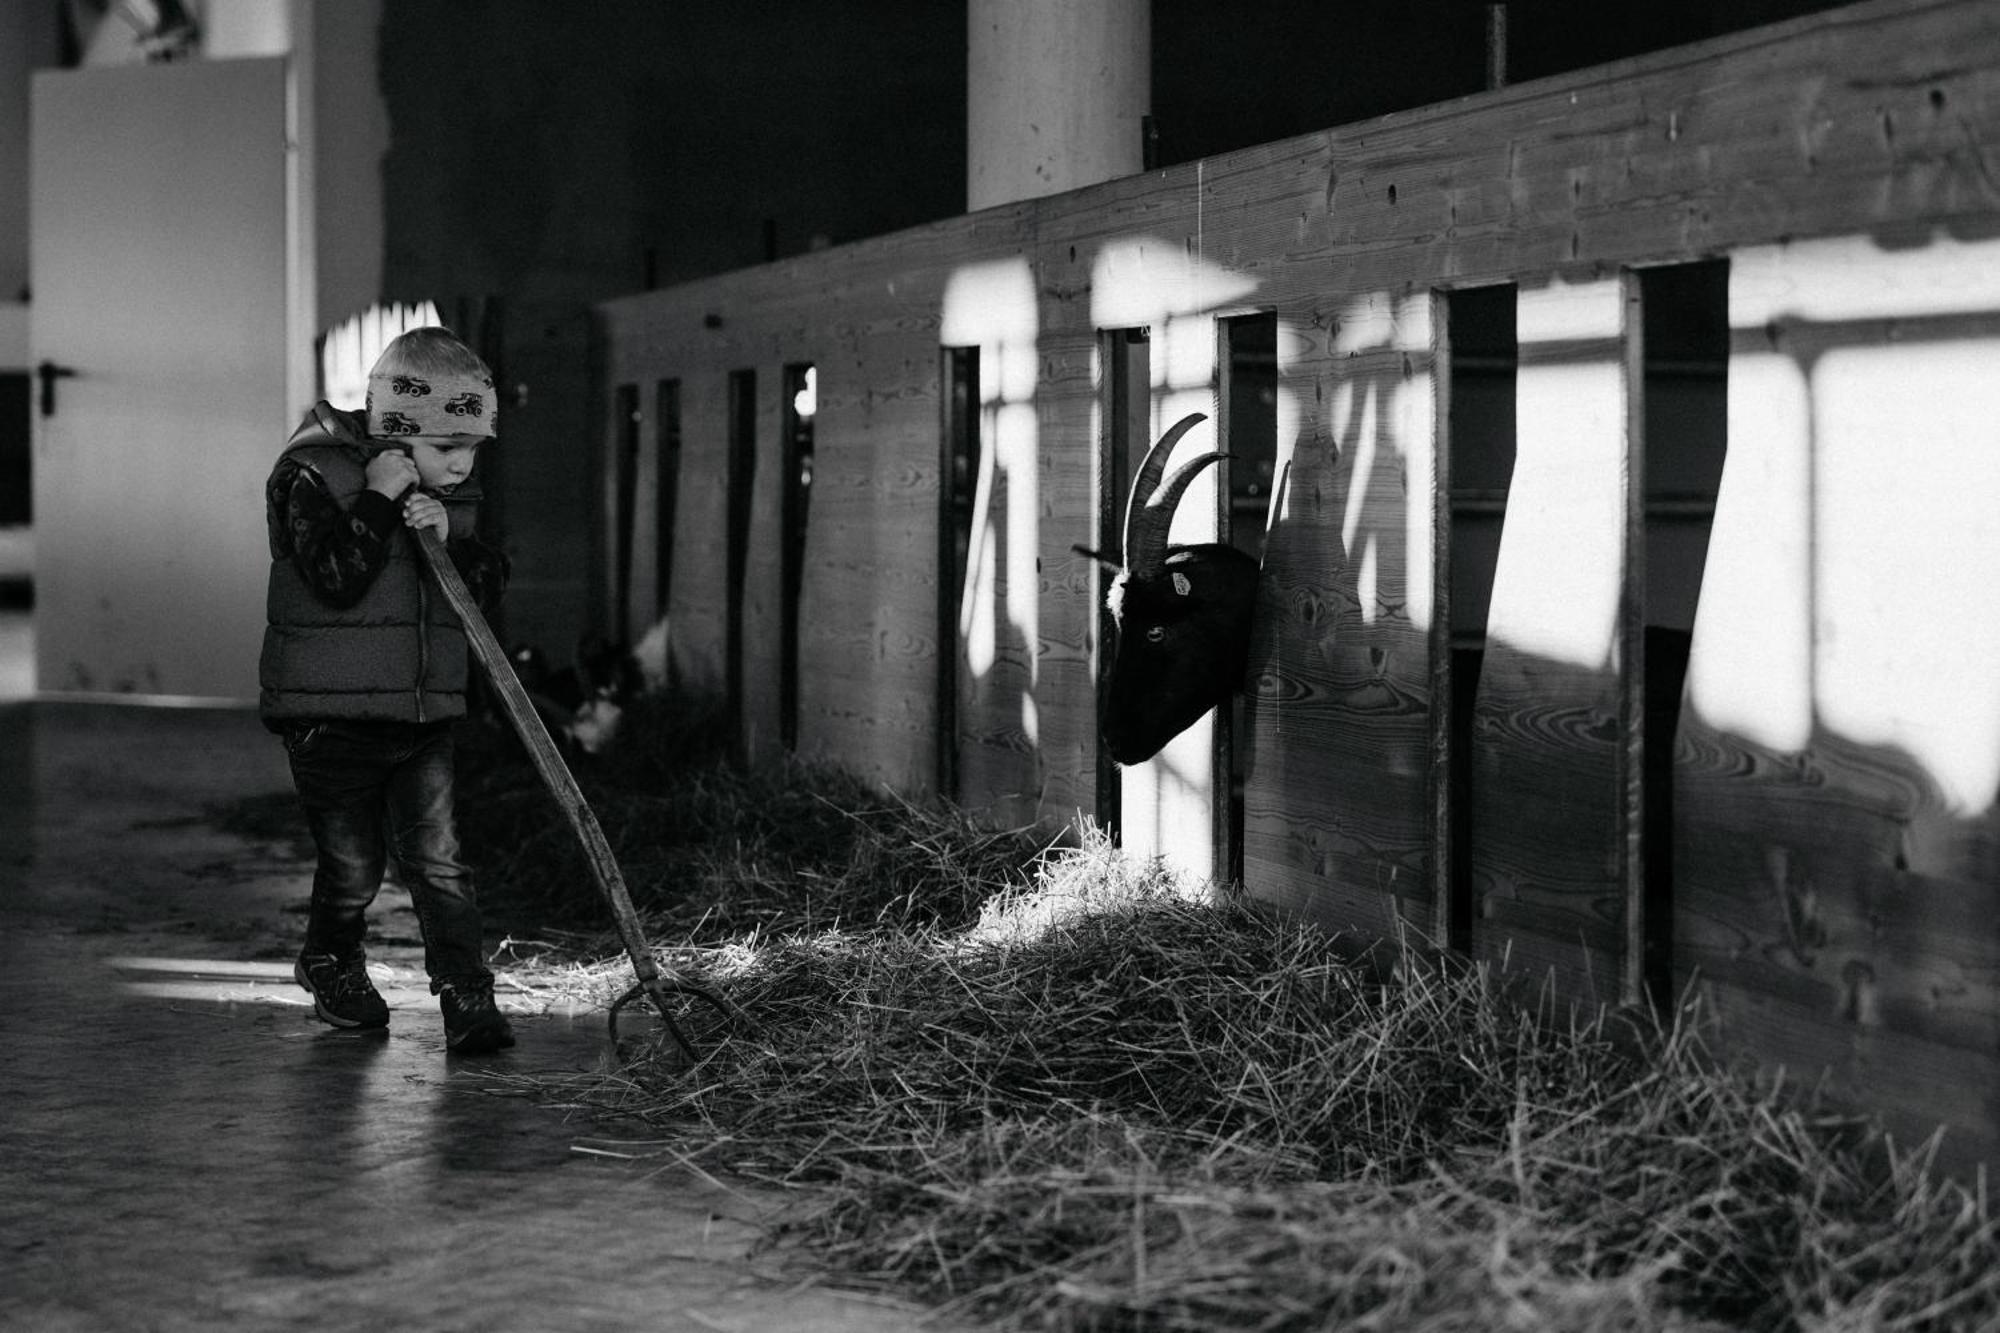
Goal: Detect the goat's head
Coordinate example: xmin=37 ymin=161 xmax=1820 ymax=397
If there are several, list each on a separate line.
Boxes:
xmin=1097 ymin=412 xmax=1260 ymax=765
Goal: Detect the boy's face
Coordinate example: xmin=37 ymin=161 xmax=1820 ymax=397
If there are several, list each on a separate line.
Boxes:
xmin=407 ymin=435 xmax=486 ymax=492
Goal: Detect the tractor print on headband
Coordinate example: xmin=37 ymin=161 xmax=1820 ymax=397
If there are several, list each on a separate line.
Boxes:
xmin=442 ymin=393 xmax=486 ymax=418
xmin=375 ymin=411 xmax=421 ymax=436
xmin=390 ymin=375 xmax=432 ymax=397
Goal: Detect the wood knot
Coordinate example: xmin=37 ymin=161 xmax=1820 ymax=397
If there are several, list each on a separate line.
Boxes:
xmin=1840 ymin=960 xmax=1881 ymax=1028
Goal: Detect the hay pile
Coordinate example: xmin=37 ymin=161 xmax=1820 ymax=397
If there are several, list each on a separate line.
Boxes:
xmin=457 ymin=696 xmax=1047 ymax=939
xmin=463 ymin=698 xmax=2000 ymax=1331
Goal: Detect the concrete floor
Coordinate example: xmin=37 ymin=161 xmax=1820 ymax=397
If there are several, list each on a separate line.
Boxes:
xmin=0 ymin=701 xmax=936 ymax=1332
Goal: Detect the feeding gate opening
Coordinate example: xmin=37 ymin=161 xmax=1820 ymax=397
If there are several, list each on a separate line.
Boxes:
xmin=1095 ymin=327 xmax=1151 ymax=839
xmin=725 ymin=368 xmax=757 ymax=752
xmin=781 ymin=363 xmax=816 ymax=752
xmin=1635 ymin=258 xmax=1729 ymax=1010
xmin=612 ymin=382 xmax=641 ymax=643
xmin=655 ymin=378 xmax=682 ymax=628
xmin=939 ymin=345 xmax=981 ymax=799
xmin=1219 ymin=311 xmax=1278 ymax=888
xmin=1443 ymin=284 xmax=1518 ymax=952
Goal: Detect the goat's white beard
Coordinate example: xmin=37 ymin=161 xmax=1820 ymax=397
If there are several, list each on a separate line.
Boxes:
xmin=1105 ymin=572 xmax=1131 ymax=623
xmin=633 ymin=616 xmax=671 ymax=692
xmin=565 ymin=698 xmax=623 ymax=756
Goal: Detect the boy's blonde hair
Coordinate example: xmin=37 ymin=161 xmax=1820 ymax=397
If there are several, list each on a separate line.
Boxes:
xmin=371 ymin=326 xmax=492 ymax=380
xmin=365 ymin=326 xmax=498 ymax=439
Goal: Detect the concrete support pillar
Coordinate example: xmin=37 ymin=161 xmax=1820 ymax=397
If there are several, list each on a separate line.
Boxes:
xmin=967 ymin=0 xmax=1149 ymax=211
xmin=201 ymin=0 xmax=295 ymax=58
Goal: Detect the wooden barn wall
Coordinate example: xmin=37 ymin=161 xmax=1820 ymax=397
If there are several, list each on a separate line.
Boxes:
xmin=602 ymin=0 xmax=2000 ymax=1164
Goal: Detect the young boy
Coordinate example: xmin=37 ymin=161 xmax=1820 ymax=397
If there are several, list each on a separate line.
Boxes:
xmin=260 ymin=326 xmax=515 ymax=1054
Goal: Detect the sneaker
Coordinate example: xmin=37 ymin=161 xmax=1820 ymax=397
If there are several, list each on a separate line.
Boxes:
xmin=294 ymin=949 xmax=390 ymax=1029
xmin=438 ymin=979 xmax=516 ymax=1054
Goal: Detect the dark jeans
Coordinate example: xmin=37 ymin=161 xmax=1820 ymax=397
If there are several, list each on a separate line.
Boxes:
xmin=283 ymin=719 xmax=492 ymax=989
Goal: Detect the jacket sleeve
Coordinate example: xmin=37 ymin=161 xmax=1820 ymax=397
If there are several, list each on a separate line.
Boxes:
xmin=267 ymin=458 xmax=402 ymax=610
xmin=448 ymin=531 xmax=511 ymax=615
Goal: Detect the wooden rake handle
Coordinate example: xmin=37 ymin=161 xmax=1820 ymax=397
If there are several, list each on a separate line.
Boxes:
xmin=413 ymin=526 xmax=735 ymax=1059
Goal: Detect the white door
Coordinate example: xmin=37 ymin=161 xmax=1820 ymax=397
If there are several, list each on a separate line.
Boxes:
xmin=31 ymin=58 xmax=289 ymax=700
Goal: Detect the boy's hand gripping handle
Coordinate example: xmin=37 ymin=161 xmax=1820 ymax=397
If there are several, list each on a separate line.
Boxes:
xmin=410 ymin=526 xmax=741 ymax=1061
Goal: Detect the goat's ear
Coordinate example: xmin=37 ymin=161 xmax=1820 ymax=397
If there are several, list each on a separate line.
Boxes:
xmin=1071 ymin=543 xmax=1123 ymax=572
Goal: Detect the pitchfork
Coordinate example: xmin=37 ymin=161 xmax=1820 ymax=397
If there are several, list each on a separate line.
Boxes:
xmin=414 ymin=527 xmax=742 ymax=1063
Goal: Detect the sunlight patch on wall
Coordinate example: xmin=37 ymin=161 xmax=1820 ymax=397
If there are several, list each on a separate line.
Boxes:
xmin=1336 ymin=378 xmax=1379 ymax=555
xmin=1325 ymin=288 xmax=1431 ymax=628
xmin=1264 ymin=319 xmax=1310 ymax=542
xmin=1732 ymin=231 xmax=2000 ymax=325
xmin=1490 ymin=364 xmax=1624 ymax=666
xmin=1085 ymin=236 xmax=1269 ymax=555
xmin=1148 ymin=713 xmax=1217 ymax=868
xmin=1088 ymin=238 xmax=1258 ymax=334
xmin=1357 ymin=537 xmax=1380 ymax=624
xmin=1687 ymin=353 xmax=1814 ymax=753
xmin=1484 ymin=279 xmax=1625 ymax=670
xmin=319 ymin=300 xmax=442 ymax=409
xmin=1149 ymin=313 xmax=1205 ymax=393
xmin=1335 ymin=292 xmax=1399 ymax=355
xmin=942 ymin=260 xmax=1039 ymax=684
xmin=1814 ymin=341 xmax=2000 ymax=815
xmin=1156 ymin=389 xmax=1221 ymax=550
xmin=959 ymin=406 xmax=1000 ymax=676
xmin=998 ymin=399 xmax=1042 ymax=698
xmin=1397 ymin=292 xmax=1437 ymax=632
xmin=1699 ymin=235 xmax=2000 ymax=810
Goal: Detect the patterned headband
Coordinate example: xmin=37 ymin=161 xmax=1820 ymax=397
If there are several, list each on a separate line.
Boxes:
xmin=366 ymin=369 xmax=498 ymax=439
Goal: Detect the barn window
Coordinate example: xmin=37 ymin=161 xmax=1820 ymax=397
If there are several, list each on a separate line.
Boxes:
xmin=1219 ymin=311 xmax=1279 ymax=888
xmin=780 ymin=363 xmax=816 ymax=752
xmin=726 ymin=368 xmax=757 ymax=755
xmin=1442 ymin=283 xmax=1518 ymax=952
xmin=654 ymin=377 xmax=682 ymax=625
xmin=1635 ymin=258 xmax=1729 ymax=1010
xmin=612 ymin=382 xmax=641 ymax=642
xmin=1095 ymin=327 xmax=1151 ymax=839
xmin=939 ymin=345 xmax=981 ymax=798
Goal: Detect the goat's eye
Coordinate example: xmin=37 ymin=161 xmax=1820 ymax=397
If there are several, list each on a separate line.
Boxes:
xmin=1145 ymin=625 xmax=1167 ymax=643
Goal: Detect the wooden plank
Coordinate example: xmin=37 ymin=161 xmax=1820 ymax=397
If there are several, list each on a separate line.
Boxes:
xmin=1468 ymin=277 xmax=1628 ymax=1003
xmin=1427 ymin=290 xmax=1455 ymax=948
xmin=740 ymin=361 xmax=784 ymax=767
xmin=1245 ymin=290 xmax=1435 ymax=938
xmin=1030 ymin=325 xmax=1101 ymax=828
xmin=799 ymin=344 xmax=946 ymax=793
xmin=626 ymin=385 xmax=662 ymax=637
xmin=666 ymin=373 xmax=726 ymax=697
xmin=1619 ymin=272 xmax=1647 ymax=1010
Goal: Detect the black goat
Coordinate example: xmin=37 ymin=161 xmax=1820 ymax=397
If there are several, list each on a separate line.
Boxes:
xmin=1093 ymin=412 xmax=1260 ymax=764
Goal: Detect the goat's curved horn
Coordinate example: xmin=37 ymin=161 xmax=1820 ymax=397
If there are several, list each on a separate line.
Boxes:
xmin=1123 ymin=413 xmax=1207 ymax=560
xmin=1123 ymin=413 xmax=1220 ymax=579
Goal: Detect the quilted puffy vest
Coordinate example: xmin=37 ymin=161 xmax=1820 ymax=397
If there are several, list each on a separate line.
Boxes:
xmin=258 ymin=404 xmax=480 ymax=725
